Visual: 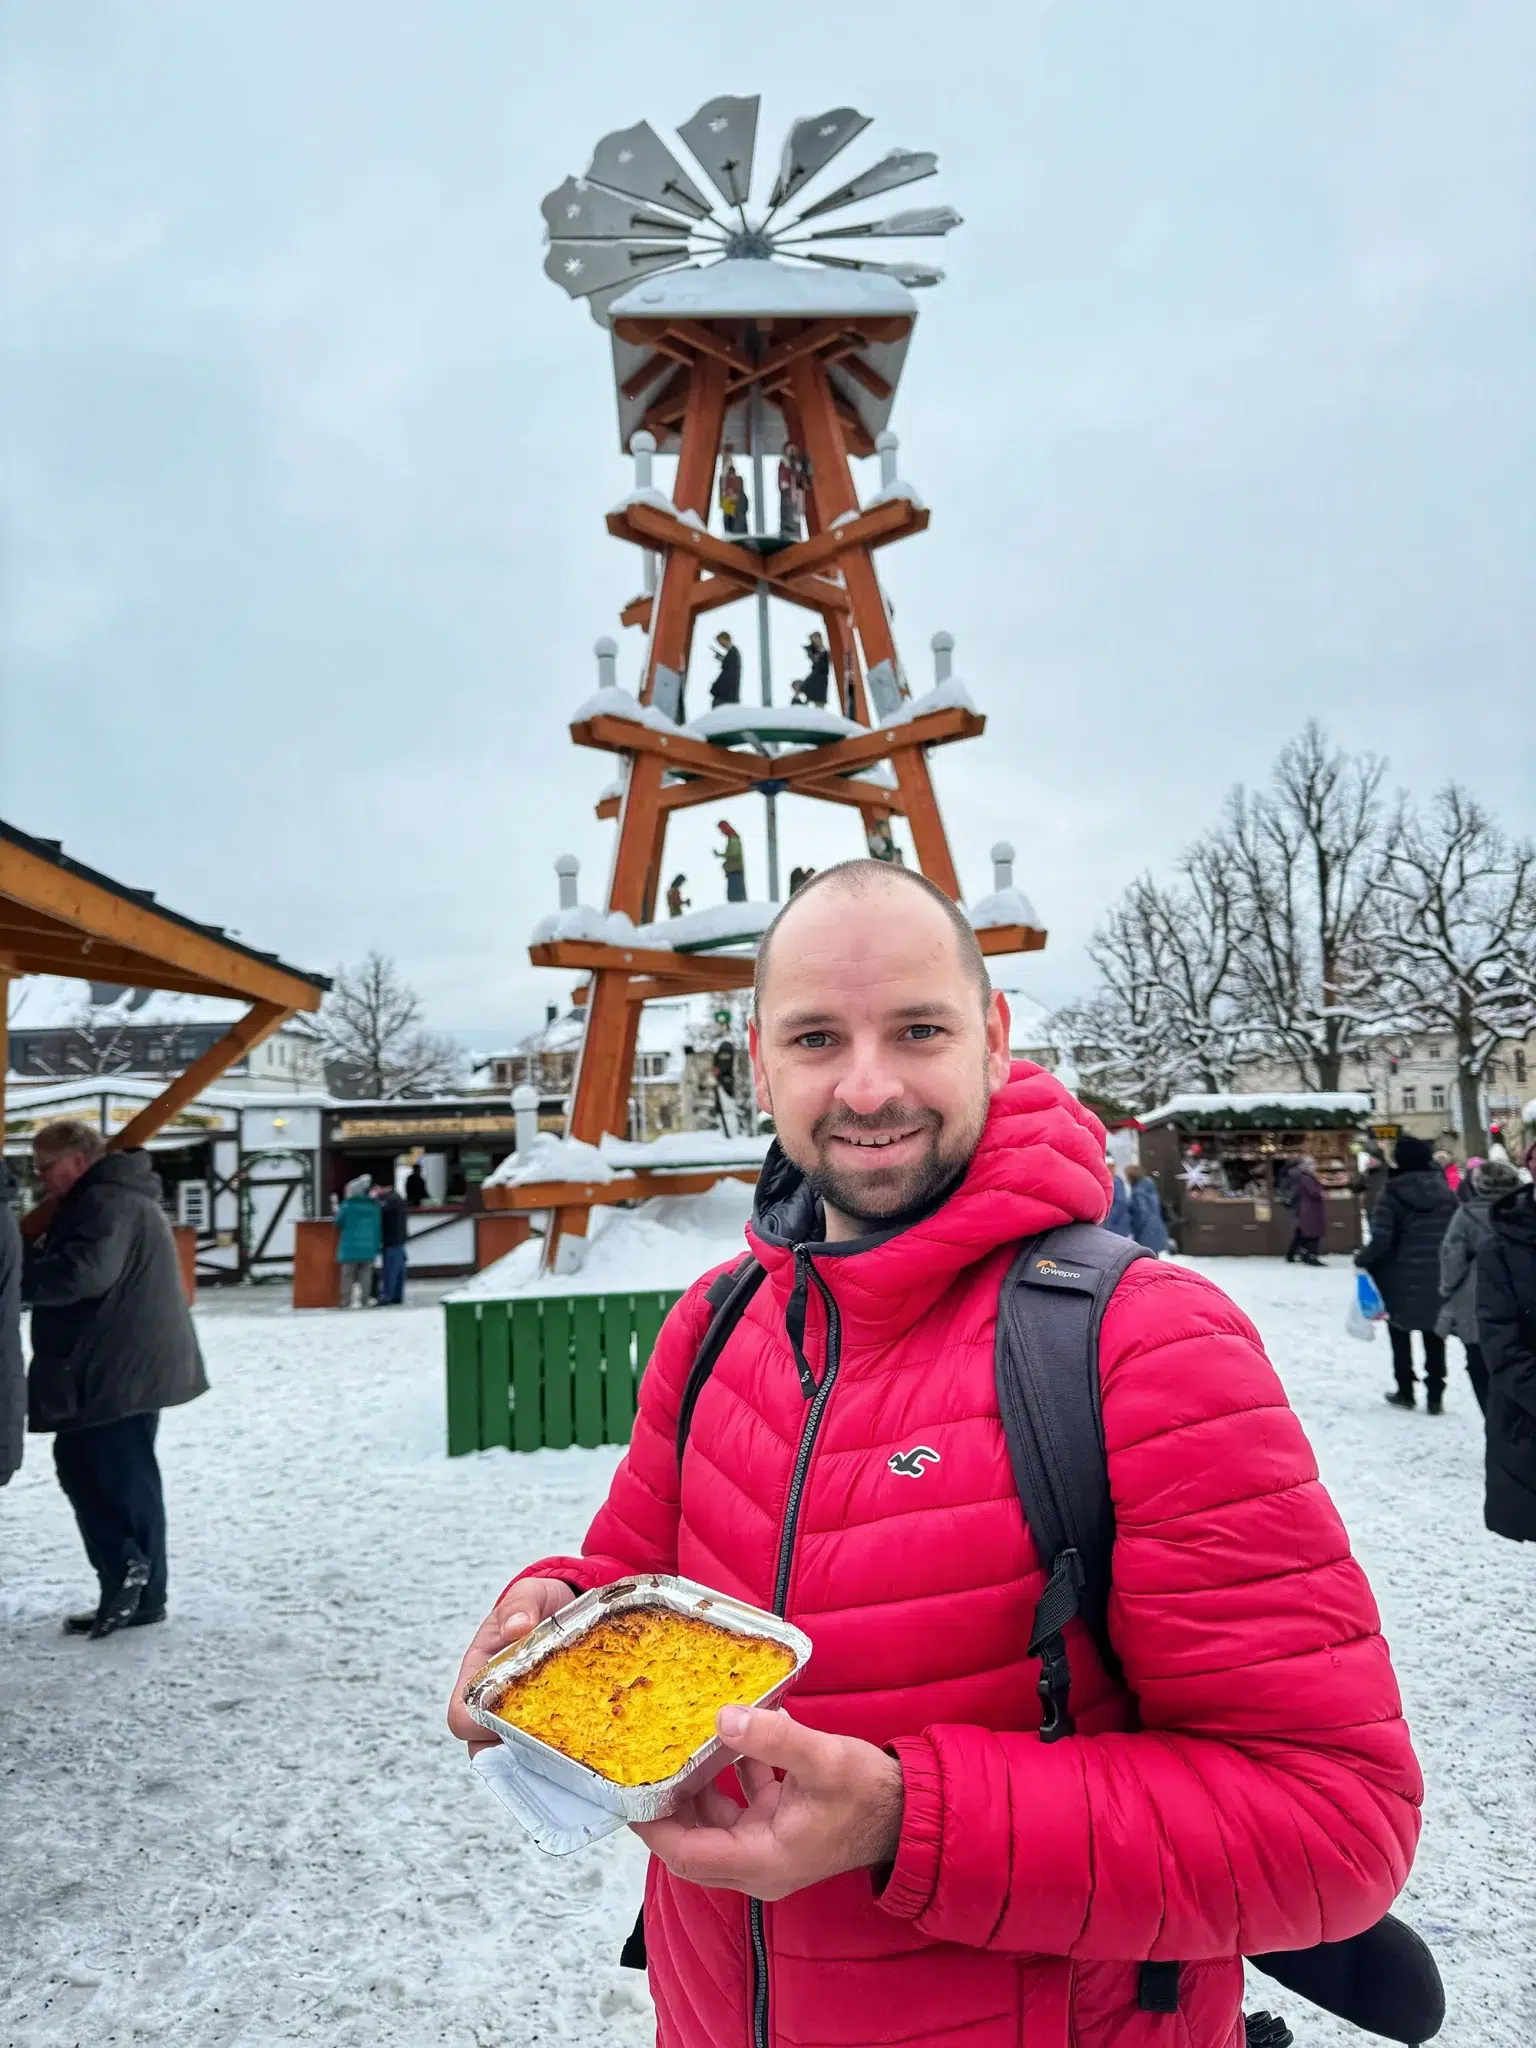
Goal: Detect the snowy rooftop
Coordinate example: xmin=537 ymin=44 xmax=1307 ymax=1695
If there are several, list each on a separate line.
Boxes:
xmin=608 ymin=257 xmax=916 ymax=323
xmin=1141 ymin=1092 xmax=1375 ymax=1127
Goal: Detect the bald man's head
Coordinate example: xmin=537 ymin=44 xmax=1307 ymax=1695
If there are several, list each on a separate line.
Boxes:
xmin=753 ymin=860 xmax=990 ymax=1020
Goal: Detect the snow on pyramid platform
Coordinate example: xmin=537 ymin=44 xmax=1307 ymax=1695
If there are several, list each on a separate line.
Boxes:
xmin=686 ymin=704 xmax=864 ymax=747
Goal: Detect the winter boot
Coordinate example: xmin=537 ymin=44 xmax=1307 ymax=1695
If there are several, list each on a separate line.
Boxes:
xmin=88 ymin=1556 xmax=151 ymax=1639
xmin=1426 ymin=1384 xmax=1445 ymax=1416
xmin=1385 ymin=1388 xmax=1416 ymax=1410
xmin=64 ymin=1603 xmax=166 ymax=1637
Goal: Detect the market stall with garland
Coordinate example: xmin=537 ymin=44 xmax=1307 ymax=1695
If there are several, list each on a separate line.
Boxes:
xmin=1138 ymin=1093 xmax=1373 ymax=1258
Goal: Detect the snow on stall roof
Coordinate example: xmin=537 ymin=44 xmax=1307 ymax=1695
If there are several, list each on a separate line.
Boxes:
xmin=449 ymin=1178 xmax=755 ymax=1300
xmin=1142 ymin=1091 xmax=1374 ymax=1125
xmin=608 ymin=257 xmax=917 ymax=323
xmin=967 ymin=885 xmax=1042 ymax=931
xmin=685 ymin=704 xmax=863 ymax=746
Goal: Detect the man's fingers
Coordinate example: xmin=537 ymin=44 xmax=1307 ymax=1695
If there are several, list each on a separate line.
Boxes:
xmin=717 ymin=1705 xmax=827 ymax=1780
xmin=631 ymin=1815 xmax=777 ymax=1892
xmin=736 ymin=1754 xmax=777 ymax=1805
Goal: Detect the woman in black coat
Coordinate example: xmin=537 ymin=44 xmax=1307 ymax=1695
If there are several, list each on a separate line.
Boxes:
xmin=1355 ymin=1134 xmax=1457 ymax=1412
xmin=1476 ymin=1181 xmax=1536 ymax=1542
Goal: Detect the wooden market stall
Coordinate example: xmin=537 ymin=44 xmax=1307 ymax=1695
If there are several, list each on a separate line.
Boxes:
xmin=1 ymin=819 xmax=329 ymax=1256
xmin=1138 ymin=1093 xmax=1373 ymax=1257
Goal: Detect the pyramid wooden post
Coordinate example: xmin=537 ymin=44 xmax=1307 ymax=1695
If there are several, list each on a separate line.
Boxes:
xmin=522 ymin=288 xmax=1048 ymax=1273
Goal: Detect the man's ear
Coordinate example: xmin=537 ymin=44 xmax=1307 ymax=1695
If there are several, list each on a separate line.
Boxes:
xmin=985 ymin=991 xmax=1011 ymax=1093
xmin=748 ymin=1018 xmax=773 ymax=1116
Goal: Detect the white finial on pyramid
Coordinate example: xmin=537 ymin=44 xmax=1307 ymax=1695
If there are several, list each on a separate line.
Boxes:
xmin=511 ymin=1082 xmax=540 ymax=1155
xmin=931 ymin=630 xmax=955 ymax=684
xmin=991 ymin=841 xmax=1015 ymax=892
xmin=876 ymin=429 xmax=899 ymax=491
xmin=632 ymin=429 xmax=657 ymax=491
xmin=555 ymin=853 xmax=580 ymax=909
xmin=594 ymin=637 xmax=618 ymax=692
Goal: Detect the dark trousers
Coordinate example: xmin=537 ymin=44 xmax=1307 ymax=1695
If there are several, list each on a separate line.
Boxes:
xmin=1388 ymin=1327 xmax=1446 ymax=1399
xmin=380 ymin=1243 xmax=407 ymax=1305
xmin=1464 ymin=1341 xmax=1489 ymax=1415
xmin=725 ymin=871 xmax=747 ymax=903
xmin=53 ymin=1412 xmax=167 ymax=1614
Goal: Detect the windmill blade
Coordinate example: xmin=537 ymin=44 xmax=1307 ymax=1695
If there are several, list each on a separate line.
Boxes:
xmin=586 ymin=121 xmax=714 ymax=221
xmin=801 ymin=250 xmax=945 ymax=288
xmin=544 ymin=240 xmax=693 ymax=302
xmin=768 ymin=107 xmax=873 ymax=210
xmin=540 ymin=175 xmax=695 ymax=243
xmin=676 ymin=94 xmax=760 ymax=210
xmin=789 ymin=148 xmax=939 ymax=223
xmin=801 ymin=205 xmax=963 ymax=242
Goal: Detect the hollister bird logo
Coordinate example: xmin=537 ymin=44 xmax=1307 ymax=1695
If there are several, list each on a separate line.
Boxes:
xmin=889 ymin=1445 xmax=941 ymax=1479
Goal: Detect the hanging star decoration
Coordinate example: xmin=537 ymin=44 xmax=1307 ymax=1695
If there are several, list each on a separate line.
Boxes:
xmin=1178 ymin=1160 xmax=1211 ymax=1190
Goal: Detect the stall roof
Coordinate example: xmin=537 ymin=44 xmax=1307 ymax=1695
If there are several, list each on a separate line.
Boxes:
xmin=1142 ymin=1091 xmax=1374 ymax=1128
xmin=0 ymin=819 xmax=328 ymax=1010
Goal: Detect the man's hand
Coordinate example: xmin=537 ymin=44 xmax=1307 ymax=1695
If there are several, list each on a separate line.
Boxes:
xmin=631 ymin=1705 xmax=904 ymax=1902
xmin=446 ymin=1577 xmax=575 ymax=1756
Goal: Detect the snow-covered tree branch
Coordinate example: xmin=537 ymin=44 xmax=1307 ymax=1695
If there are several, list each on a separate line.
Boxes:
xmin=1374 ymin=784 xmax=1536 ymax=1151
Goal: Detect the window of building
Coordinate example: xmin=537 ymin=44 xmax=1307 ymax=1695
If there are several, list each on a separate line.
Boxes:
xmin=1517 ymin=1049 xmax=1528 ymax=1085
xmin=1424 ymin=1044 xmax=1439 ymax=1061
xmin=1401 ymin=1086 xmax=1418 ymax=1112
xmin=1431 ymin=1085 xmax=1447 ymax=1113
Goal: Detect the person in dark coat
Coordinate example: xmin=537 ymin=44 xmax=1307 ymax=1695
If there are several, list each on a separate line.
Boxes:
xmin=1355 ymin=1133 xmax=1457 ymax=1412
xmin=1105 ymin=1168 xmax=1131 ymax=1237
xmin=791 ymin=632 xmax=831 ymax=709
xmin=1437 ymin=1158 xmax=1521 ymax=1413
xmin=374 ymin=1179 xmax=409 ymax=1305
xmin=404 ymin=1160 xmax=429 ymax=1207
xmin=1284 ymin=1153 xmax=1328 ymax=1264
xmin=1124 ymin=1163 xmax=1168 ymax=1254
xmin=1 ymin=1160 xmax=25 ymax=1488
xmin=710 ymin=631 xmax=742 ymax=708
xmin=1475 ymin=1179 xmax=1536 ymax=1542
xmin=23 ymin=1121 xmax=207 ymax=1636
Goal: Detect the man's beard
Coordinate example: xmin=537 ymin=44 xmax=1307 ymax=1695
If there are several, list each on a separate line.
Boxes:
xmin=797 ymin=1096 xmax=986 ymax=1231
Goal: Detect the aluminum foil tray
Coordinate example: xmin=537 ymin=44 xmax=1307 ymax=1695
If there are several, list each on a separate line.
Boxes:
xmin=463 ymin=1574 xmax=812 ymax=1833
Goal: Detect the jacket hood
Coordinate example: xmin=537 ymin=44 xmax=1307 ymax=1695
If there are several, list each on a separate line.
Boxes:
xmin=1384 ymin=1168 xmax=1455 ymax=1214
xmin=1492 ymin=1183 xmax=1536 ymax=1245
xmin=1473 ymin=1159 xmax=1524 ymax=1200
xmin=747 ymin=1061 xmax=1111 ymax=1338
xmin=77 ymin=1150 xmax=163 ymax=1200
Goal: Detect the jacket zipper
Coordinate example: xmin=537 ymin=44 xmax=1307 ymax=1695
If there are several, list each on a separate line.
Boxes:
xmin=750 ymin=1245 xmax=843 ymax=2048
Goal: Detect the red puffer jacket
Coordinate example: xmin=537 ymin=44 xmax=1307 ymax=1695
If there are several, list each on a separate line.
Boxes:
xmin=517 ymin=1066 xmax=1422 ymax=2048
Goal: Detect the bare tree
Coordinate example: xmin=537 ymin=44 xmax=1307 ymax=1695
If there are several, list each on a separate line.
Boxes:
xmin=319 ymin=953 xmax=462 ymax=1099
xmin=1221 ymin=722 xmax=1393 ymax=1090
xmin=1375 ymin=785 xmax=1536 ymax=1153
xmin=1056 ymin=841 xmax=1246 ymax=1111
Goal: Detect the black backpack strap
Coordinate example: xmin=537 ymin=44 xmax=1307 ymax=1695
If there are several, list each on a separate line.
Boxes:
xmin=994 ymin=1222 xmax=1150 ymax=1742
xmin=674 ymin=1254 xmax=766 ymax=1464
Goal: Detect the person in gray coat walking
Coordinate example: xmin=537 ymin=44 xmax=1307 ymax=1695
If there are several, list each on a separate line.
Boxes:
xmin=1 ymin=1160 xmax=24 ymax=1489
xmin=24 ymin=1121 xmax=207 ymax=1637
xmin=1437 ymin=1158 xmax=1523 ymax=1414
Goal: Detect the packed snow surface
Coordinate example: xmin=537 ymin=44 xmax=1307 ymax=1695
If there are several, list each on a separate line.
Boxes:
xmin=4 ymin=1258 xmax=1532 ymax=2046
xmin=450 ymin=1178 xmax=754 ymax=1301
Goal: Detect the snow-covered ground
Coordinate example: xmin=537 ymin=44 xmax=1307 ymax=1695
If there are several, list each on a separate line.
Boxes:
xmin=2 ymin=1260 xmax=1532 ymax=2047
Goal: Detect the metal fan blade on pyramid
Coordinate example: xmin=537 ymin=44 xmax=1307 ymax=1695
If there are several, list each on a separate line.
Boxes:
xmin=676 ymin=95 xmax=760 ymax=211
xmin=768 ymin=107 xmax=873 ymax=210
xmin=543 ymin=240 xmax=695 ymax=302
xmin=802 ymin=250 xmax=946 ymax=288
xmin=800 ymin=205 xmax=963 ymax=242
xmin=540 ymin=176 xmax=697 ymax=244
xmin=789 ymin=149 xmax=939 ymax=223
xmin=585 ymin=121 xmax=714 ymax=220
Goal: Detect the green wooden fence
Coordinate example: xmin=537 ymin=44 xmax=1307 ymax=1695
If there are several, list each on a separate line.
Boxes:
xmin=444 ymin=1289 xmax=684 ymax=1455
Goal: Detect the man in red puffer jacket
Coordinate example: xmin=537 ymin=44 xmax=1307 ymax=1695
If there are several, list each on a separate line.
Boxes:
xmin=450 ymin=860 xmax=1423 ymax=2048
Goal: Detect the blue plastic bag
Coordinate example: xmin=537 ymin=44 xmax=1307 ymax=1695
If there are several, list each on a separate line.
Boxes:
xmin=1346 ymin=1269 xmax=1387 ymax=1342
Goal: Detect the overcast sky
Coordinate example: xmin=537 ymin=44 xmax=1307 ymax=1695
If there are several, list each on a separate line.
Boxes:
xmin=2 ymin=1 xmax=1532 ymax=1046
